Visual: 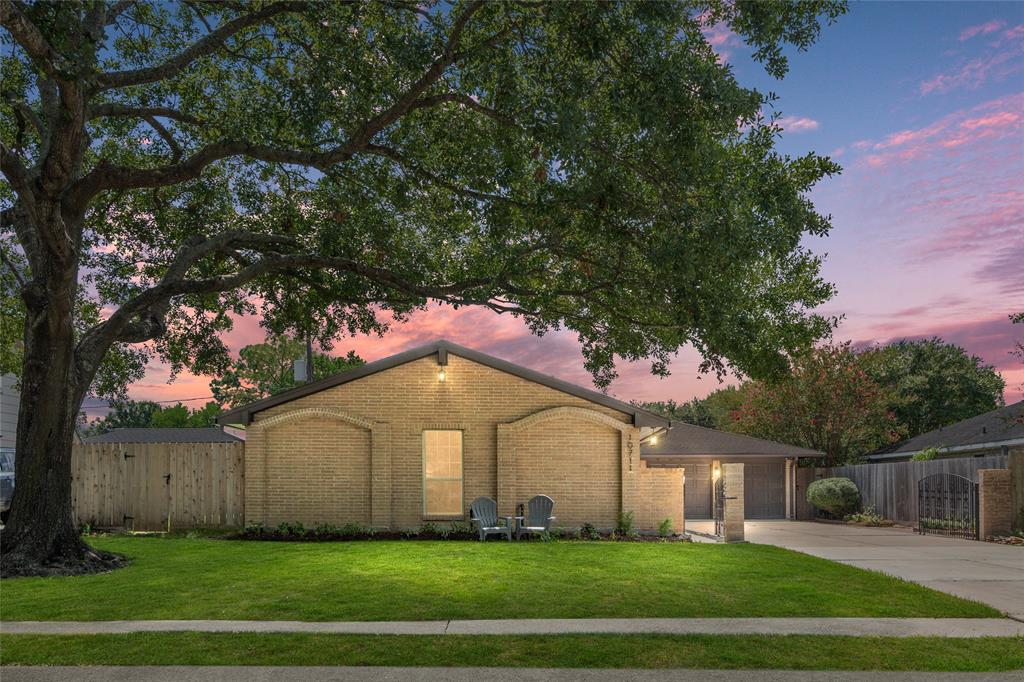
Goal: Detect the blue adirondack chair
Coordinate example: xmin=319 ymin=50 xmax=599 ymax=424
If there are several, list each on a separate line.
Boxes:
xmin=516 ymin=494 xmax=556 ymax=540
xmin=469 ymin=496 xmax=512 ymax=541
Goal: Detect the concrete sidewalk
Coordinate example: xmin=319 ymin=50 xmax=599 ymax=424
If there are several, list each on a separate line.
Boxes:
xmin=4 ymin=617 xmax=1024 ymax=637
xmin=688 ymin=521 xmax=1024 ymax=619
xmin=3 ymin=667 xmax=1022 ymax=682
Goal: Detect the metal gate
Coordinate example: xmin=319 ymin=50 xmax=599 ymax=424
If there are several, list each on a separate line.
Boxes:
xmin=713 ymin=476 xmax=725 ymax=536
xmin=917 ymin=473 xmax=978 ymax=540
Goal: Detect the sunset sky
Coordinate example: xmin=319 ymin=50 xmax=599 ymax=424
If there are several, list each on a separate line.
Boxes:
xmin=87 ymin=1 xmax=1024 ymax=418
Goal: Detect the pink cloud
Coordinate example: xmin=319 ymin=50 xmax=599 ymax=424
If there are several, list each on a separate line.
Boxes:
xmin=700 ymin=19 xmax=741 ymax=63
xmin=959 ymin=20 xmax=1005 ymax=41
xmin=1004 ymin=24 xmax=1024 ymax=42
xmin=775 ymin=115 xmax=820 ymax=133
xmin=919 ymin=45 xmax=1022 ymax=95
xmin=859 ymin=93 xmax=1023 ymax=167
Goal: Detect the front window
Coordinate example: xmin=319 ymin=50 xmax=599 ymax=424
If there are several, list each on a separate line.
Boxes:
xmin=423 ymin=430 xmax=463 ymax=516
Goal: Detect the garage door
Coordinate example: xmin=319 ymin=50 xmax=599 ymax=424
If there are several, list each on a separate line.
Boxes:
xmin=684 ymin=463 xmax=712 ymax=519
xmin=744 ymin=461 xmax=785 ymax=519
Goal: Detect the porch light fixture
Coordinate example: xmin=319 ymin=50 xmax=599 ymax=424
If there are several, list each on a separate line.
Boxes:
xmin=650 ymin=435 xmax=658 ymax=445
xmin=437 ymin=368 xmax=446 ymax=382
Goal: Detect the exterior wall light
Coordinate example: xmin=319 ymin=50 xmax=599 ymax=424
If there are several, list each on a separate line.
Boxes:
xmin=437 ymin=368 xmax=446 ymax=382
xmin=650 ymin=435 xmax=658 ymax=445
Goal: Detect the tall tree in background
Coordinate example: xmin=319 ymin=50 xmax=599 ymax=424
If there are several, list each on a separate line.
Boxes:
xmin=1 ymin=0 xmax=844 ymax=575
xmin=733 ymin=343 xmax=900 ymax=466
xmin=859 ymin=338 xmax=1004 ymax=436
xmin=211 ymin=335 xmax=364 ymax=408
xmin=85 ymin=399 xmax=221 ymax=434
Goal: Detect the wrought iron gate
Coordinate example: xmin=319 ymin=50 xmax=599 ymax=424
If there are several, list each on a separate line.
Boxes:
xmin=917 ymin=473 xmax=978 ymax=540
xmin=713 ymin=476 xmax=725 ymax=536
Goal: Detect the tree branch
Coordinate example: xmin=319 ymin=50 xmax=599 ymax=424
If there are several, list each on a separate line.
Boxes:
xmin=0 ymin=0 xmax=66 ymax=79
xmin=0 ymin=242 xmax=27 ymax=288
xmin=75 ymin=1 xmax=488 ymax=198
xmin=143 ymin=115 xmax=182 ymax=162
xmin=87 ymin=103 xmax=201 ymax=124
xmin=96 ymin=1 xmax=309 ymax=90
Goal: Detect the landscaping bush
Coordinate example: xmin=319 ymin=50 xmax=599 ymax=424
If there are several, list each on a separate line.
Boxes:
xmin=806 ymin=477 xmax=860 ymax=517
xmin=658 ymin=518 xmax=674 ymax=538
xmin=911 ymin=446 xmax=940 ymax=462
xmin=844 ymin=505 xmax=894 ymax=527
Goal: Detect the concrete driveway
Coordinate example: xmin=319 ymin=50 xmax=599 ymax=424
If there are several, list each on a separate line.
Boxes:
xmin=687 ymin=520 xmax=1024 ymax=619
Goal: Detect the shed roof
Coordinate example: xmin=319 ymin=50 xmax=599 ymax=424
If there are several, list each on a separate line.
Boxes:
xmin=641 ymin=421 xmax=823 ymax=458
xmin=216 ymin=339 xmax=670 ymax=428
xmin=867 ymin=401 xmax=1024 ymax=460
xmin=81 ymin=427 xmax=243 ymax=444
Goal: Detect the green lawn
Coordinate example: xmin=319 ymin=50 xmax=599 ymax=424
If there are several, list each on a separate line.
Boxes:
xmin=0 ymin=537 xmax=996 ymax=620
xmin=2 ymin=633 xmax=1022 ymax=671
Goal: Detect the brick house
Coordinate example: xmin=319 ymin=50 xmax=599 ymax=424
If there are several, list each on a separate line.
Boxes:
xmin=217 ymin=340 xmax=682 ymax=531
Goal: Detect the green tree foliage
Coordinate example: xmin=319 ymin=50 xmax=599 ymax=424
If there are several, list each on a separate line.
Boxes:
xmin=0 ymin=0 xmax=846 ymax=574
xmin=210 ymin=335 xmax=364 ymax=407
xmin=859 ymin=338 xmax=1004 ymax=436
xmin=732 ymin=343 xmax=900 ymax=466
xmin=85 ymin=399 xmax=221 ymax=434
xmin=637 ymin=386 xmax=748 ymax=430
xmin=806 ymin=477 xmax=859 ymax=517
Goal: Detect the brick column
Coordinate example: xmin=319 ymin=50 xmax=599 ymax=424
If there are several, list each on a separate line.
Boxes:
xmin=242 ymin=426 xmax=265 ymax=525
xmin=722 ymin=462 xmax=745 ymax=542
xmin=370 ymin=423 xmax=392 ymax=529
xmin=978 ymin=468 xmax=1012 ymax=539
xmin=496 ymin=424 xmax=515 ymax=516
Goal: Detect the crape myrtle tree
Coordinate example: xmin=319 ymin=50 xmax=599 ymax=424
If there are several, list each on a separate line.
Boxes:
xmin=0 ymin=0 xmax=844 ymax=575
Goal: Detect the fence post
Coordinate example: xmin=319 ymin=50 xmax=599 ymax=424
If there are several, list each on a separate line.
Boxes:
xmin=978 ymin=469 xmax=1013 ymax=539
xmin=722 ymin=462 xmax=745 ymax=542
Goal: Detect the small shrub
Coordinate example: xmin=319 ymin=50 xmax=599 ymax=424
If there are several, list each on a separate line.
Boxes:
xmin=580 ymin=522 xmax=600 ymax=540
xmin=449 ymin=520 xmax=472 ymax=536
xmin=537 ymin=530 xmax=553 ymax=542
xmin=807 ymin=477 xmax=860 ymax=517
xmin=244 ymin=521 xmax=264 ymax=535
xmin=419 ymin=522 xmax=440 ymax=537
xmin=616 ymin=511 xmax=635 ymax=536
xmin=276 ymin=521 xmax=305 ymax=536
xmin=658 ymin=518 xmax=674 ymax=538
xmin=340 ymin=522 xmax=366 ymax=537
xmin=844 ymin=505 xmax=894 ymax=527
xmin=911 ymin=446 xmax=940 ymax=462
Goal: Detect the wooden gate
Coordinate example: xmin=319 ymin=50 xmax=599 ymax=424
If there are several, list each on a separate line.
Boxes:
xmin=72 ymin=442 xmax=244 ymax=530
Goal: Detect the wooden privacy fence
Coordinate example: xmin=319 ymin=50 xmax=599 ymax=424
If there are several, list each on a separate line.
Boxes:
xmin=72 ymin=442 xmax=245 ymax=530
xmin=816 ymin=455 xmax=1008 ymax=524
xmin=1012 ymin=450 xmax=1024 ymax=532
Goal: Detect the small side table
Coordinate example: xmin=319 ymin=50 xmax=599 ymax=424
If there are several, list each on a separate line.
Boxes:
xmin=501 ymin=516 xmax=523 ymax=539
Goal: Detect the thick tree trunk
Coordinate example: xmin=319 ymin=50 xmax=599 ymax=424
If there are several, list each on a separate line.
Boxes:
xmin=0 ymin=278 xmax=124 ymax=577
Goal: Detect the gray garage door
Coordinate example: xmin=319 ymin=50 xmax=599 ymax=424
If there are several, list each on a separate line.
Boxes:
xmin=744 ymin=461 xmax=785 ymax=519
xmin=684 ymin=463 xmax=712 ymax=519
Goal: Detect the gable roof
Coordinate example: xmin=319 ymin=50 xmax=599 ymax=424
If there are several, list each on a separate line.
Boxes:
xmin=867 ymin=401 xmax=1024 ymax=460
xmin=216 ymin=339 xmax=670 ymax=428
xmin=641 ymin=421 xmax=823 ymax=458
xmin=81 ymin=427 xmax=243 ymax=444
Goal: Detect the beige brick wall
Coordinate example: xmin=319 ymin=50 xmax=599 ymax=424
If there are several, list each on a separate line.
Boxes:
xmin=245 ymin=353 xmax=680 ymax=530
xmin=635 ymin=460 xmax=684 ymax=533
xmin=512 ymin=416 xmax=621 ymax=527
xmin=263 ymin=414 xmax=371 ymax=526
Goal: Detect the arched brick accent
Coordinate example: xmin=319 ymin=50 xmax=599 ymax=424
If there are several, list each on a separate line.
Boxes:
xmin=506 ymin=406 xmax=631 ymax=433
xmin=247 ymin=408 xmax=389 ymax=528
xmin=252 ymin=407 xmax=374 ymax=432
xmin=497 ymin=406 xmax=634 ymax=519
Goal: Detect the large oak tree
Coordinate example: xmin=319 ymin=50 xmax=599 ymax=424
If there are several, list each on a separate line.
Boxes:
xmin=1 ymin=0 xmax=843 ymax=575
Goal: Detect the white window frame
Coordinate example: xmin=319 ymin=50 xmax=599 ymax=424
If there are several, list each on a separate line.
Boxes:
xmin=422 ymin=430 xmax=464 ymax=518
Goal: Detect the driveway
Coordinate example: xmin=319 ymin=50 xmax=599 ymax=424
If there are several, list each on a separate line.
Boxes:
xmin=688 ymin=521 xmax=1024 ymax=619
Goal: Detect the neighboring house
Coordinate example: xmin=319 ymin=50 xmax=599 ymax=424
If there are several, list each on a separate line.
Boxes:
xmin=642 ymin=422 xmax=822 ymax=520
xmin=0 ymin=373 xmax=19 ymax=517
xmin=81 ymin=427 xmax=244 ymax=445
xmin=866 ymin=401 xmax=1024 ymax=462
xmin=217 ymin=339 xmax=682 ymax=531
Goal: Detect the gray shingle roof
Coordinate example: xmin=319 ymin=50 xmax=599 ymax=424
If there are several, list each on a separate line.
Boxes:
xmin=641 ymin=421 xmax=823 ymax=458
xmin=81 ymin=427 xmax=242 ymax=444
xmin=869 ymin=401 xmax=1024 ymax=458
